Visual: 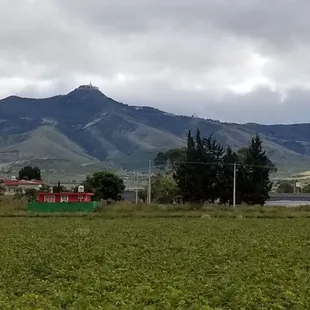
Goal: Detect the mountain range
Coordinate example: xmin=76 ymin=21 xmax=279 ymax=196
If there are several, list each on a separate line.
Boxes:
xmin=0 ymin=84 xmax=310 ymax=176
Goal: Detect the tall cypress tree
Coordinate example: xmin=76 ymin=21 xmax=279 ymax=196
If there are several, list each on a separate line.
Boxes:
xmin=242 ymin=134 xmax=274 ymax=205
xmin=194 ymin=129 xmax=208 ymax=202
xmin=200 ymin=135 xmax=224 ymax=202
xmin=174 ymin=129 xmax=225 ymax=203
xmin=174 ymin=130 xmax=200 ymax=202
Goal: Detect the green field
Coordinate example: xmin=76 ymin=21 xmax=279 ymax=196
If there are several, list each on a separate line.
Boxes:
xmin=0 ymin=218 xmax=310 ymax=309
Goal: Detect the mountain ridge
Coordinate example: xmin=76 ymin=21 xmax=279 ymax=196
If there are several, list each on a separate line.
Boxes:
xmin=0 ymin=85 xmax=310 ymax=175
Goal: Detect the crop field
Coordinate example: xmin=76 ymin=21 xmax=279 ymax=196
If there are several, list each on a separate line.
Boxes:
xmin=1 ymin=218 xmax=310 ymax=309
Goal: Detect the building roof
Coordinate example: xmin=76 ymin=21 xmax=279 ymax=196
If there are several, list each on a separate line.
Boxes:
xmin=2 ymin=179 xmax=44 ymax=186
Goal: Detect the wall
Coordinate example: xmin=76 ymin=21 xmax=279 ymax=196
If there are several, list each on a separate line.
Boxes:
xmin=28 ymin=202 xmax=97 ymax=213
xmin=38 ymin=193 xmax=92 ymax=203
xmin=4 ymin=184 xmax=41 ymax=196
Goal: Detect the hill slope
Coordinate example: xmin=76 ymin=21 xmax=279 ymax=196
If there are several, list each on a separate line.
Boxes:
xmin=0 ymin=84 xmax=310 ymax=174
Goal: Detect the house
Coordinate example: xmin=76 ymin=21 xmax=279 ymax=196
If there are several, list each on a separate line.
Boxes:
xmin=1 ymin=178 xmax=44 ymax=195
xmin=28 ymin=186 xmax=96 ymax=213
xmin=38 ymin=192 xmax=94 ymax=203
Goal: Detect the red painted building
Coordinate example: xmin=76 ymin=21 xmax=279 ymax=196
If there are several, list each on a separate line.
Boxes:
xmin=38 ymin=192 xmax=94 ymax=203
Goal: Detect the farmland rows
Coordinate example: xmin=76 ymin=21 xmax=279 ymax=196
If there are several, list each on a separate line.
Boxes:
xmin=0 ymin=218 xmax=309 ymax=309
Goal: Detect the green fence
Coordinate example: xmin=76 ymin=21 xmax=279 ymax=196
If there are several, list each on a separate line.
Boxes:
xmin=28 ymin=202 xmax=98 ymax=213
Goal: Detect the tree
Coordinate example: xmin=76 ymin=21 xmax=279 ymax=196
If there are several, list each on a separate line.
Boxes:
xmin=24 ymin=188 xmax=38 ymax=201
xmin=200 ymin=133 xmax=225 ymax=202
xmin=241 ymin=134 xmax=274 ymax=205
xmin=0 ymin=184 xmax=5 ymax=195
xmin=237 ymin=147 xmax=248 ymax=164
xmin=154 ymin=177 xmax=179 ymax=204
xmin=138 ymin=188 xmax=147 ymax=202
xmin=174 ymin=130 xmax=200 ymax=203
xmin=137 ymin=174 xmax=178 ymax=204
xmin=150 ymin=175 xmax=179 ymax=204
xmin=82 ymin=171 xmax=125 ymax=201
xmin=40 ymin=184 xmax=52 ymax=193
xmin=155 ymin=130 xmax=276 ymax=206
xmin=277 ymin=181 xmax=294 ymax=193
xmin=302 ymin=184 xmax=310 ymax=193
xmin=14 ymin=188 xmax=24 ymax=200
xmin=154 ymin=148 xmax=187 ymax=172
xmin=18 ymin=166 xmax=41 ymax=180
xmin=52 ymin=182 xmax=67 ymax=193
xmin=174 ymin=129 xmax=224 ymax=203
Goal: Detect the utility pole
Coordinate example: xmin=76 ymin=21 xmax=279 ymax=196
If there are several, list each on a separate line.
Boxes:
xmin=147 ymin=160 xmax=152 ymax=204
xmin=233 ymin=162 xmax=237 ymax=208
xmin=135 ymin=171 xmax=138 ymax=204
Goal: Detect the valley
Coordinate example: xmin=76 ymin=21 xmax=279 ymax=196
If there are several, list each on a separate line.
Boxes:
xmin=0 ymin=84 xmax=310 ymax=180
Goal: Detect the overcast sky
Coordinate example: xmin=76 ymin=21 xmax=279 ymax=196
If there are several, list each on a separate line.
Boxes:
xmin=1 ymin=0 xmax=310 ymax=124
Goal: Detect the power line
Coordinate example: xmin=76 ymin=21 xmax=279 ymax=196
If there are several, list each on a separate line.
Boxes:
xmin=154 ymin=161 xmax=276 ymax=170
xmin=124 ymin=158 xmax=276 ymax=170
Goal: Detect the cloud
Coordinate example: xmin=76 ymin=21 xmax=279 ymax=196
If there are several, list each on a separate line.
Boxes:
xmin=0 ymin=0 xmax=310 ymax=124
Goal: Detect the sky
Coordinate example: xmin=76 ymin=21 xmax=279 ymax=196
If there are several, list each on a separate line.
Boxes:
xmin=1 ymin=0 xmax=310 ymax=124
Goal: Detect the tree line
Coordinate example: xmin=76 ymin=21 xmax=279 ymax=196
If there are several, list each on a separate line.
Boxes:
xmin=143 ymin=129 xmax=276 ymax=205
xmin=1 ymin=129 xmax=276 ymax=206
xmin=276 ymin=180 xmax=310 ymax=194
xmin=0 ymin=166 xmax=125 ymax=202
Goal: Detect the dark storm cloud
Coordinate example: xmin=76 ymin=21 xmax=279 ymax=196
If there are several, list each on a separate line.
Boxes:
xmin=0 ymin=0 xmax=310 ymax=124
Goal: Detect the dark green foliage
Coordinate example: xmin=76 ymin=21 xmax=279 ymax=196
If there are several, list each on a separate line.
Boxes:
xmin=52 ymin=182 xmax=68 ymax=193
xmin=82 ymin=170 xmax=125 ymax=201
xmin=302 ymin=184 xmax=310 ymax=193
xmin=154 ymin=148 xmax=187 ymax=171
xmin=174 ymin=129 xmax=225 ymax=203
xmin=14 ymin=188 xmax=24 ymax=200
xmin=277 ymin=181 xmax=294 ymax=193
xmin=40 ymin=184 xmax=52 ymax=193
xmin=201 ymin=133 xmax=225 ymax=203
xmin=138 ymin=174 xmax=178 ymax=204
xmin=157 ymin=130 xmax=275 ymax=205
xmin=241 ymin=134 xmax=274 ymax=205
xmin=138 ymin=188 xmax=147 ymax=202
xmin=237 ymin=147 xmax=248 ymax=164
xmin=24 ymin=188 xmax=38 ymax=202
xmin=18 ymin=166 xmax=41 ymax=180
xmin=0 ymin=184 xmax=5 ymax=195
xmin=173 ymin=130 xmax=199 ymax=203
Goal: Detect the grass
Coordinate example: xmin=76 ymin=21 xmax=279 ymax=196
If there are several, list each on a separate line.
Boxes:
xmin=2 ymin=196 xmax=310 ymax=218
xmin=1 ymin=217 xmax=310 ymax=308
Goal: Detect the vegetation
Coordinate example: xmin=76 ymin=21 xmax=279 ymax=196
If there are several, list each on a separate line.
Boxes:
xmin=7 ymin=170 xmax=124 ymax=203
xmin=24 ymin=188 xmax=38 ymax=201
xmin=18 ymin=166 xmax=41 ymax=180
xmin=155 ymin=129 xmax=275 ymax=205
xmin=52 ymin=182 xmax=68 ymax=193
xmin=3 ymin=193 xmax=310 ymax=218
xmin=138 ymin=174 xmax=179 ymax=204
xmin=154 ymin=147 xmax=187 ymax=172
xmin=0 ymin=184 xmax=5 ymax=195
xmin=3 ymin=87 xmax=310 ymax=174
xmin=0 ymin=217 xmax=309 ymax=308
xmin=14 ymin=188 xmax=24 ymax=200
xmin=302 ymin=184 xmax=310 ymax=193
xmin=82 ymin=171 xmax=125 ymax=201
xmin=276 ymin=181 xmax=294 ymax=193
